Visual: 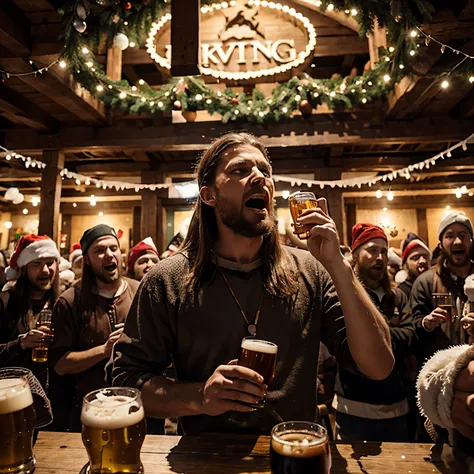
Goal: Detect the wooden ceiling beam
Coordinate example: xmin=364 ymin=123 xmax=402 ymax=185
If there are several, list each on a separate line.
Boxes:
xmin=0 ymin=83 xmax=58 ymax=131
xmin=452 ymin=86 xmax=474 ymax=118
xmin=0 ymin=3 xmax=30 ymax=57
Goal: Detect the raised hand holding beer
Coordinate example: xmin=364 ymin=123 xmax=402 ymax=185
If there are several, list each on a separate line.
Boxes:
xmin=19 ymin=329 xmax=48 ymax=350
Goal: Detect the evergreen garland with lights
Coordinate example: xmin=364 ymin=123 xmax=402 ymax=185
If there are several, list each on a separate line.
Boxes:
xmin=50 ymin=0 xmax=473 ymax=123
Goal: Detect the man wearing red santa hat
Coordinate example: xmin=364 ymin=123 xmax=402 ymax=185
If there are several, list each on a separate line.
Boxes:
xmin=0 ymin=234 xmax=60 ymax=389
xmin=128 ymin=237 xmax=160 ymax=281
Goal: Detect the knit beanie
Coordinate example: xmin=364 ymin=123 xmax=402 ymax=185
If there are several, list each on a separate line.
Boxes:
xmin=351 ymin=223 xmax=388 ymax=252
xmin=438 ymin=211 xmax=473 ymax=240
xmin=80 ymin=224 xmax=119 ymax=256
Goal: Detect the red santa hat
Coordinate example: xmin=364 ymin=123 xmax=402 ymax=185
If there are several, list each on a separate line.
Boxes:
xmin=127 ymin=237 xmax=158 ymax=272
xmin=401 ymin=239 xmax=431 ymax=265
xmin=69 ymin=242 xmax=83 ymax=266
xmin=5 ymin=234 xmax=60 ymax=281
xmin=351 ymin=223 xmax=387 ymax=253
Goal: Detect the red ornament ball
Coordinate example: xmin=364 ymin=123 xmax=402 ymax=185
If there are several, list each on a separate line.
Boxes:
xmin=231 ymin=97 xmax=239 ymax=104
xmin=173 ymin=100 xmax=182 ymax=110
xmin=143 ymin=0 xmax=150 ymax=4
xmin=122 ymin=1 xmax=132 ymax=9
xmin=299 ymin=99 xmax=312 ymax=116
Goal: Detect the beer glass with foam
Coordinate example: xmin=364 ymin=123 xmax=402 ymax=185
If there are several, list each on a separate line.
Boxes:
xmin=433 ymin=293 xmax=456 ymax=323
xmin=31 ymin=308 xmax=53 ymax=363
xmin=288 ymin=191 xmax=319 ymax=239
xmin=81 ymin=387 xmax=146 ymax=474
xmin=271 ymin=421 xmax=331 ymax=474
xmin=0 ymin=377 xmax=36 ymax=474
xmin=238 ymin=337 xmax=278 ymax=408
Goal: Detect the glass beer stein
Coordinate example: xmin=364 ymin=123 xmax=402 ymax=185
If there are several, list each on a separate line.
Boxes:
xmin=81 ymin=387 xmax=146 ymax=474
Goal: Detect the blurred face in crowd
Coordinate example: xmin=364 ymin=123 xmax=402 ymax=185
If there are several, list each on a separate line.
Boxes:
xmin=441 ymin=223 xmax=473 ymax=268
xmin=26 ymin=258 xmax=58 ymax=292
xmin=85 ymin=236 xmax=122 ymax=284
xmin=405 ymin=248 xmax=431 ymax=281
xmin=202 ymin=144 xmax=276 ymax=238
xmin=133 ymin=251 xmax=159 ymax=281
xmin=354 ymin=238 xmax=388 ymax=287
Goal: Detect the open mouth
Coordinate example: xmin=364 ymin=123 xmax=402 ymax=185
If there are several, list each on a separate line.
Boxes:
xmin=104 ymin=263 xmax=118 ymax=272
xmin=371 ymin=265 xmax=384 ymax=271
xmin=245 ymin=195 xmax=267 ymax=212
xmin=452 ymin=249 xmax=465 ymax=257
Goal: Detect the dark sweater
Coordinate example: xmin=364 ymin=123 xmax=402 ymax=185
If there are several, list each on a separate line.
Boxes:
xmin=111 ymin=247 xmax=357 ymax=435
xmin=410 ymin=264 xmax=471 ymax=362
xmin=336 ymin=286 xmax=415 ymax=408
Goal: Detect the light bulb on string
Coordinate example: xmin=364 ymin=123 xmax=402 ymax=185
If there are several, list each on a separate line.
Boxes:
xmin=456 ymin=188 xmax=462 ymax=199
xmin=59 ymin=60 xmax=67 ymax=68
xmin=387 ymin=191 xmax=394 ymax=201
xmin=376 ymin=189 xmax=383 ymax=199
xmin=469 ymin=77 xmax=474 ymax=84
xmin=441 ymin=80 xmax=449 ymax=89
xmin=410 ymin=30 xmax=417 ymax=38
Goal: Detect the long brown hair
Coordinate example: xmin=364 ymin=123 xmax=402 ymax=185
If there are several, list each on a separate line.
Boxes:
xmin=12 ymin=268 xmax=60 ymax=331
xmin=181 ymin=132 xmax=298 ymax=298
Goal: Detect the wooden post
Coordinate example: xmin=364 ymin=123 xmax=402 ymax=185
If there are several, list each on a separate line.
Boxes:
xmin=39 ymin=150 xmax=64 ymax=243
xmin=416 ymin=208 xmax=429 ymax=245
xmin=107 ymin=46 xmax=123 ymax=81
xmin=132 ymin=206 xmax=141 ymax=246
xmin=367 ymin=20 xmax=387 ymax=69
xmin=141 ymin=171 xmax=167 ymax=254
xmin=61 ymin=214 xmax=72 ymax=255
xmin=171 ymin=0 xmax=200 ymax=76
xmin=314 ymin=169 xmax=344 ymax=240
xmin=345 ymin=203 xmax=356 ymax=247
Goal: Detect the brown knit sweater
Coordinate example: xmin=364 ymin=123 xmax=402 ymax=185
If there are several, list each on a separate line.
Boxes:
xmin=112 ymin=246 xmax=357 ymax=435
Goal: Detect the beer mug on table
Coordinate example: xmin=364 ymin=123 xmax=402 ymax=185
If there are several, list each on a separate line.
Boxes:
xmin=31 ymin=308 xmax=53 ymax=363
xmin=433 ymin=293 xmax=456 ymax=323
xmin=238 ymin=337 xmax=278 ymax=408
xmin=270 ymin=421 xmax=331 ymax=474
xmin=81 ymin=387 xmax=146 ymax=474
xmin=288 ymin=191 xmax=319 ymax=239
xmin=0 ymin=377 xmax=36 ymax=474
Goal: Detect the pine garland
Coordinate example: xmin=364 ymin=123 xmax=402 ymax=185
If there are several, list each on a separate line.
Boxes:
xmin=57 ymin=0 xmax=445 ymax=123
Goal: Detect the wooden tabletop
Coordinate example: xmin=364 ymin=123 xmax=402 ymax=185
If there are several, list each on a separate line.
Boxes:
xmin=34 ymin=431 xmax=449 ymax=473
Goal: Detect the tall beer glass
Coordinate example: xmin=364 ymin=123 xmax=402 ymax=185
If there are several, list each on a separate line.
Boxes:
xmin=433 ymin=293 xmax=456 ymax=322
xmin=0 ymin=377 xmax=36 ymax=474
xmin=81 ymin=387 xmax=146 ymax=474
xmin=271 ymin=421 xmax=331 ymax=474
xmin=238 ymin=337 xmax=278 ymax=407
xmin=32 ymin=308 xmax=53 ymax=363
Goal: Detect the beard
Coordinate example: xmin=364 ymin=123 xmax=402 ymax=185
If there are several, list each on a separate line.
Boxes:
xmin=31 ymin=278 xmax=53 ymax=291
xmin=445 ymin=252 xmax=470 ymax=268
xmin=215 ymin=193 xmax=276 ymax=238
xmin=356 ymin=263 xmax=386 ymax=285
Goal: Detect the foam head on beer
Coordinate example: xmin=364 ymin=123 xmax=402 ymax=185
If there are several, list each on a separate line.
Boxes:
xmin=271 ymin=432 xmax=328 ymax=458
xmin=81 ymin=390 xmax=144 ymax=430
xmin=0 ymin=378 xmax=34 ymax=415
xmin=241 ymin=338 xmax=278 ymax=354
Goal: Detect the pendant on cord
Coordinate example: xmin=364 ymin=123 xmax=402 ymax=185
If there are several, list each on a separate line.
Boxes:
xmin=248 ymin=324 xmax=257 ymax=336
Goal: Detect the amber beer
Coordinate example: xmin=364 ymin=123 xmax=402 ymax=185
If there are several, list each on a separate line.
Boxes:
xmin=81 ymin=387 xmax=146 ymax=474
xmin=0 ymin=377 xmax=36 ymax=474
xmin=239 ymin=338 xmax=277 ymax=407
xmin=289 ymin=191 xmax=319 ymax=239
xmin=32 ymin=309 xmax=53 ymax=363
xmin=433 ymin=293 xmax=455 ymax=323
xmin=270 ymin=421 xmax=331 ymax=474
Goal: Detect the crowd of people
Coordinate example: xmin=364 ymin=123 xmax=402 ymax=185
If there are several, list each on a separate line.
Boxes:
xmin=0 ymin=133 xmax=473 ymax=464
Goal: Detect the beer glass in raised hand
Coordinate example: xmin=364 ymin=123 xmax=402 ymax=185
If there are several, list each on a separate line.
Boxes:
xmin=81 ymin=387 xmax=146 ymax=474
xmin=238 ymin=337 xmax=278 ymax=408
xmin=0 ymin=377 xmax=36 ymax=474
xmin=31 ymin=308 xmax=53 ymax=363
xmin=271 ymin=421 xmax=331 ymax=474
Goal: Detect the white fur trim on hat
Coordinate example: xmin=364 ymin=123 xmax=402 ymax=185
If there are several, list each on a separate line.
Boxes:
xmin=395 ymin=269 xmax=408 ymax=284
xmin=141 ymin=237 xmax=157 ymax=252
xmin=388 ymin=248 xmax=402 ymax=266
xmin=16 ymin=239 xmax=60 ymax=269
xmin=59 ymin=257 xmax=71 ymax=273
xmin=69 ymin=248 xmax=82 ymax=265
xmin=59 ymin=269 xmax=75 ymax=286
xmin=438 ymin=211 xmax=474 ymax=240
xmin=5 ymin=266 xmax=20 ymax=281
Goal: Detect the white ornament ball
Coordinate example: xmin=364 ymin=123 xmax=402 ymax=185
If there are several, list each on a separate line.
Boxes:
xmin=4 ymin=187 xmax=20 ymax=201
xmin=73 ymin=18 xmax=87 ymax=34
xmin=12 ymin=193 xmax=25 ymax=205
xmin=113 ymin=33 xmax=129 ymax=51
xmin=76 ymin=4 xmax=87 ymax=20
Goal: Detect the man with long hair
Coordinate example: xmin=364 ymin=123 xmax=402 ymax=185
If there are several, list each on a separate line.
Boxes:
xmin=111 ymin=132 xmax=393 ymax=435
xmin=411 ymin=211 xmax=474 ymax=363
xmin=50 ymin=224 xmax=138 ymax=430
xmin=334 ymin=223 xmax=415 ymax=441
xmin=0 ymin=234 xmax=60 ymax=390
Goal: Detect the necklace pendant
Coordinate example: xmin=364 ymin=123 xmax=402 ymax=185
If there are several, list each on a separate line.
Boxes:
xmin=248 ymin=324 xmax=257 ymax=336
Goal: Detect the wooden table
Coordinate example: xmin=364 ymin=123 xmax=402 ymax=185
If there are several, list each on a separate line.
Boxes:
xmin=34 ymin=432 xmax=449 ymax=473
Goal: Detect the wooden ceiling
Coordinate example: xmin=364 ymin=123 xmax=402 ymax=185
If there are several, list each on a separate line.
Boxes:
xmin=1 ymin=0 xmax=474 ymax=212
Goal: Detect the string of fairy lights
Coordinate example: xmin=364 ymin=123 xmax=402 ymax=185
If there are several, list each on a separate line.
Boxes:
xmin=1 ymin=134 xmax=473 ymax=210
